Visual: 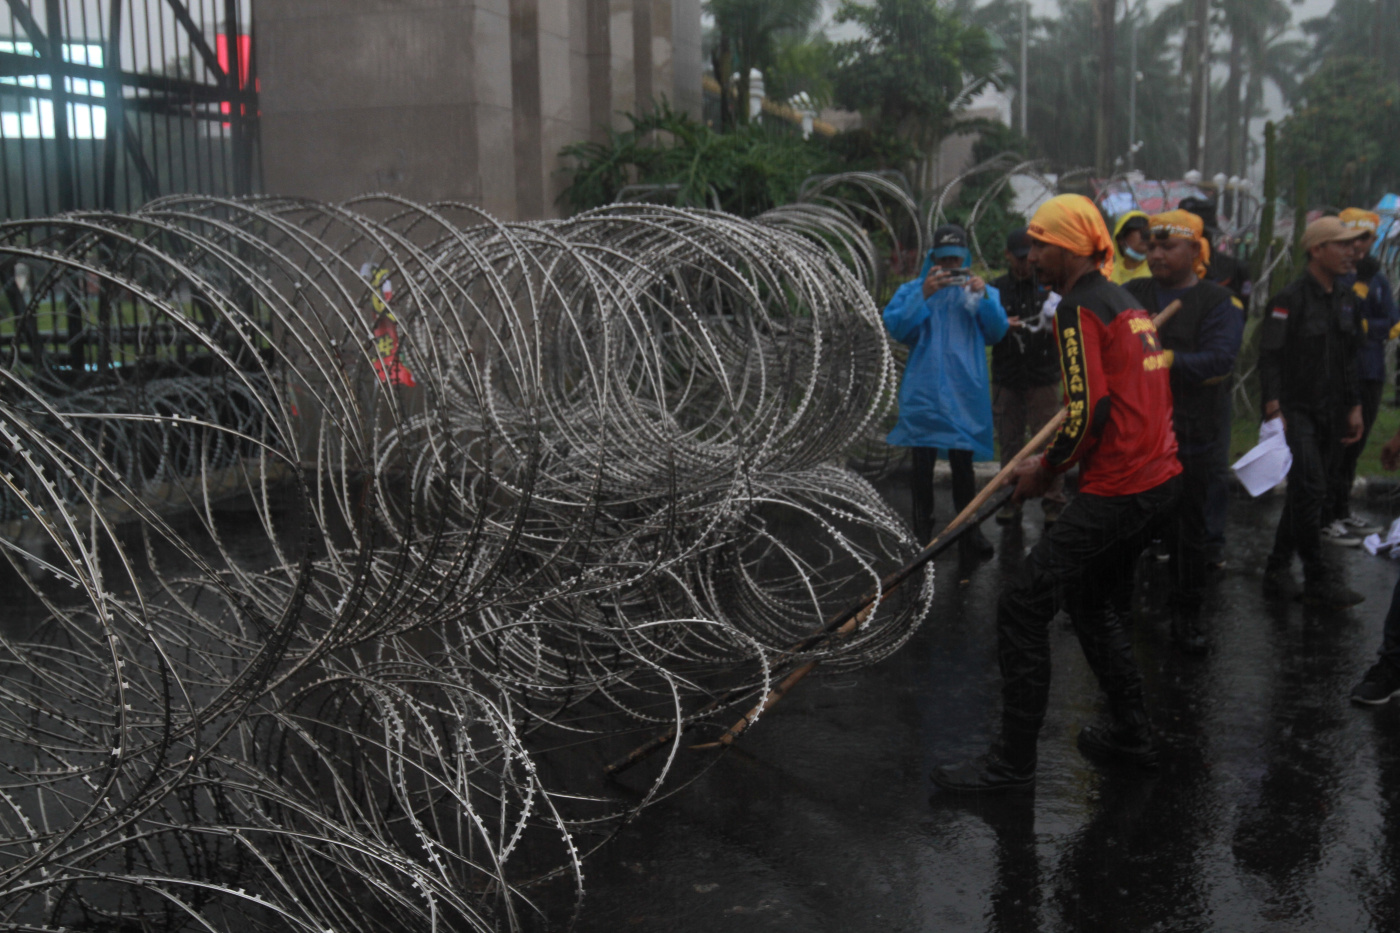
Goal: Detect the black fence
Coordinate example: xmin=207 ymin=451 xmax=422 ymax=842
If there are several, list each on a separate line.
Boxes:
xmin=0 ymin=0 xmax=257 ymax=219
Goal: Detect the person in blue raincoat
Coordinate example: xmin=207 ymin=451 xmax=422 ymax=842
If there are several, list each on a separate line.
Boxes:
xmin=886 ymin=223 xmax=1010 ymax=559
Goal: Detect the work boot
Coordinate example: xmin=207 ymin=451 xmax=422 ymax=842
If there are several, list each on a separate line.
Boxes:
xmin=1077 ymin=708 xmax=1160 ymax=770
xmin=1170 ymin=608 xmax=1208 ymax=656
xmin=1262 ymin=563 xmax=1301 ymax=601
xmin=931 ymin=745 xmax=1035 ymax=795
xmin=1301 ymin=576 xmax=1365 ymax=609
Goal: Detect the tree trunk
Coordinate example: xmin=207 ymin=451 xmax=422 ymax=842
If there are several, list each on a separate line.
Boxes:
xmin=713 ymin=37 xmax=733 ymax=131
xmin=1186 ymin=0 xmax=1210 ymax=172
xmin=1225 ymin=29 xmax=1241 ymax=178
xmin=1095 ymin=0 xmax=1115 ymax=174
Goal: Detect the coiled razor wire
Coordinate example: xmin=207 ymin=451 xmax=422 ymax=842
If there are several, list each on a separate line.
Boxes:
xmin=0 ymin=189 xmax=933 ymax=932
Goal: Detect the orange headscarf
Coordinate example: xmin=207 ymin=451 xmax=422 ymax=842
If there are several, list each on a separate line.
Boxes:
xmin=1149 ymin=209 xmax=1211 ymax=279
xmin=1340 ymin=207 xmax=1381 ymax=234
xmin=1028 ymin=194 xmax=1115 ymax=278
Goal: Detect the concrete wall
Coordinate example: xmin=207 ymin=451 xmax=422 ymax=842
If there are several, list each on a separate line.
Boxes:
xmin=256 ymin=0 xmax=701 ymax=220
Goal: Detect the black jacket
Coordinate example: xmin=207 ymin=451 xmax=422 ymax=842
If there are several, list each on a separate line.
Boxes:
xmin=1126 ymin=278 xmax=1240 ymax=449
xmin=990 ymin=272 xmax=1060 ymax=389
xmin=1205 ymin=249 xmax=1251 ymax=304
xmin=1259 ymin=271 xmax=1361 ymax=416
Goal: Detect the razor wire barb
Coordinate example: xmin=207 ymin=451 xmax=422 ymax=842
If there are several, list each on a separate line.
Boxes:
xmin=0 ymin=180 xmax=940 ymax=933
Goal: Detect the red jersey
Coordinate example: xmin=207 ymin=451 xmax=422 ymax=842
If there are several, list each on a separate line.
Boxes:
xmin=1042 ymin=271 xmax=1181 ymax=496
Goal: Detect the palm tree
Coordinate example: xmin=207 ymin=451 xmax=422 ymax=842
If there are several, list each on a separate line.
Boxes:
xmin=1019 ymin=0 xmax=1188 ymax=177
xmin=1238 ymin=14 xmax=1306 ymax=175
xmin=706 ymin=0 xmax=822 ymax=129
xmin=1218 ymin=0 xmax=1300 ymax=180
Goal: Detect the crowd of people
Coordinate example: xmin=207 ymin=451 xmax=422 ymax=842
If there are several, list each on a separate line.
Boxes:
xmin=881 ymin=192 xmax=1400 ymax=794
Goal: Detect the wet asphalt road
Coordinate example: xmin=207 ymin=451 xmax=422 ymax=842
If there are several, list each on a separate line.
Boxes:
xmin=575 ymin=486 xmax=1400 ymax=932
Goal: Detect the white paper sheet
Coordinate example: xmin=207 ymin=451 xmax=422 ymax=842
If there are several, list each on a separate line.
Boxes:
xmin=1231 ymin=418 xmax=1292 ymax=498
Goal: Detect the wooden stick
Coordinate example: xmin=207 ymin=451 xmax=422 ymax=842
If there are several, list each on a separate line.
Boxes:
xmin=605 ymin=297 xmax=1182 ymax=772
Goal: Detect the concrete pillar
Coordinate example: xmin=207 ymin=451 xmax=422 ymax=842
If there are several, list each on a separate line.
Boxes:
xmin=575 ymin=0 xmax=612 ymax=144
xmin=476 ymin=0 xmax=519 ymax=219
xmin=609 ymin=0 xmax=635 ymax=127
xmin=510 ymin=0 xmax=545 ymax=219
xmin=256 ymin=0 xmax=697 ymax=220
xmin=257 ymin=0 xmax=488 ymax=206
xmin=671 ymin=0 xmax=701 ymax=118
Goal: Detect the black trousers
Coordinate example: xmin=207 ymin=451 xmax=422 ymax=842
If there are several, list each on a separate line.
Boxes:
xmin=1166 ymin=446 xmax=1221 ymax=614
xmin=1203 ymin=393 xmax=1232 ymax=560
xmin=1330 ymin=379 xmax=1384 ymax=519
xmin=1270 ymin=409 xmax=1340 ymax=582
xmin=1381 ymin=571 xmax=1400 ymax=669
xmin=910 ymin=447 xmax=976 ymax=544
xmin=996 ymin=475 xmax=1180 ymax=761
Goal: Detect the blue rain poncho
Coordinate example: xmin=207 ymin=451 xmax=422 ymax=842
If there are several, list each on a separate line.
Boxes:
xmin=884 ymin=251 xmax=1010 ymax=459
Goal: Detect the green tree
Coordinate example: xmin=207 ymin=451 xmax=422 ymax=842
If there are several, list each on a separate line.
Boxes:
xmin=943 ymin=122 xmax=1034 ymax=263
xmin=1211 ymin=0 xmax=1304 ymax=180
xmin=1276 ymin=56 xmax=1400 ymax=208
xmin=557 ymin=103 xmax=848 ymax=216
xmin=831 ymin=0 xmax=1001 ymax=191
xmin=1021 ymin=0 xmax=1188 ymax=177
xmin=764 ymin=31 xmax=837 ymax=108
xmin=706 ymin=0 xmax=822 ymax=129
xmin=1303 ymin=0 xmax=1400 ymax=84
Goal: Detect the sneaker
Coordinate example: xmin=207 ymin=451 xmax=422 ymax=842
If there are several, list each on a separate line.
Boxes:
xmin=931 ymin=750 xmax=1035 ymax=794
xmin=996 ymin=502 xmax=1022 ymax=525
xmin=1321 ymin=521 xmax=1362 ymax=547
xmin=1350 ymin=661 xmax=1400 ymax=706
xmin=1262 ymin=565 xmax=1301 ymax=601
xmin=1339 ymin=515 xmax=1384 ymax=536
xmin=1301 ymin=578 xmax=1365 ymax=608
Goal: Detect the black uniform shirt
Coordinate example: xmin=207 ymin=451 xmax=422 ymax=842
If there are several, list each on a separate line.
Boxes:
xmin=990 ymin=272 xmax=1060 ymax=390
xmin=1259 ymin=270 xmax=1361 ymax=416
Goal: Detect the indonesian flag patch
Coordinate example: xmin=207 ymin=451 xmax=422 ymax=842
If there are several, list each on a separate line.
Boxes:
xmin=1270 ymin=306 xmax=1289 ymax=320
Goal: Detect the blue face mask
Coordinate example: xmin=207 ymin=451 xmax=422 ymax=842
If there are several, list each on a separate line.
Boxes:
xmin=1124 ymin=246 xmax=1147 ymax=263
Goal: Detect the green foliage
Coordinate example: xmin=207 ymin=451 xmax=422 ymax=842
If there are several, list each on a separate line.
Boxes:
xmin=556 ymin=103 xmax=849 ymax=217
xmin=831 ymin=0 xmax=1001 ymax=158
xmin=706 ymin=0 xmax=822 ymax=128
xmin=942 ymin=123 xmax=1034 ymax=264
xmin=1303 ymin=0 xmax=1400 ymax=85
xmin=765 ymin=32 xmax=838 ymax=108
xmin=1276 ymin=56 xmax=1400 ymax=209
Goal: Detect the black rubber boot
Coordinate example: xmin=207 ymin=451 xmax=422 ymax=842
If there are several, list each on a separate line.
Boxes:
xmin=1301 ymin=575 xmax=1365 ymax=609
xmin=961 ymin=526 xmax=995 ymax=561
xmin=1077 ymin=707 xmax=1160 ymax=770
xmin=931 ymin=746 xmax=1035 ymax=795
xmin=932 ymin=727 xmax=1036 ymax=794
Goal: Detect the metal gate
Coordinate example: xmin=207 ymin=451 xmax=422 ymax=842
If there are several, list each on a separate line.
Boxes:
xmin=0 ymin=0 xmax=256 ymax=219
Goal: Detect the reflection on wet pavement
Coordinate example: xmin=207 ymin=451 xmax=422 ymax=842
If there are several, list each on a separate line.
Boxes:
xmin=569 ymin=490 xmax=1400 ymax=932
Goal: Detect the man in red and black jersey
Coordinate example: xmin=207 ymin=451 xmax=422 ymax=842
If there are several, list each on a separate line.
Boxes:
xmin=933 ymin=195 xmax=1182 ymax=794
